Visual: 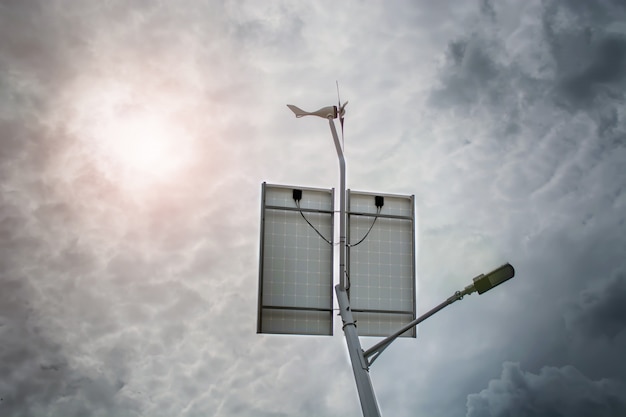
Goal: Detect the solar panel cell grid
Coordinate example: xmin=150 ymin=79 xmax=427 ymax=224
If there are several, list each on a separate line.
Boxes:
xmin=258 ymin=183 xmax=334 ymax=335
xmin=347 ymin=191 xmax=416 ymax=337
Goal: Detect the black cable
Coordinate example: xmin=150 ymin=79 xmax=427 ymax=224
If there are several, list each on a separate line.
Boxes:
xmin=348 ymin=207 xmax=381 ymax=247
xmin=296 ymin=200 xmax=332 ymax=245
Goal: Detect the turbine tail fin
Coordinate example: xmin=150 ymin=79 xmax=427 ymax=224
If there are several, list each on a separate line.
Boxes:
xmin=287 ymin=104 xmax=308 ymax=118
xmin=287 ymin=104 xmax=338 ymax=119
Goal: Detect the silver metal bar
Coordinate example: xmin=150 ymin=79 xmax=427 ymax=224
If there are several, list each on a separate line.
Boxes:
xmin=410 ymin=194 xmax=416 ymax=335
xmin=363 ymin=291 xmax=464 ymax=366
xmin=346 ymin=211 xmax=414 ymax=221
xmin=265 ymin=205 xmax=334 ymax=214
xmin=328 ymin=118 xmax=347 ymax=291
xmin=352 ymin=308 xmax=415 ymax=315
xmin=257 ymin=182 xmax=267 ymax=333
xmin=262 ymin=305 xmax=334 ymax=312
xmin=328 ymin=117 xmax=382 ymax=417
xmin=336 ymin=285 xmax=382 ymax=417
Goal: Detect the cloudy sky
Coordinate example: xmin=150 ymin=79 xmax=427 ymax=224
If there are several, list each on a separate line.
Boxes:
xmin=1 ymin=0 xmax=626 ymax=416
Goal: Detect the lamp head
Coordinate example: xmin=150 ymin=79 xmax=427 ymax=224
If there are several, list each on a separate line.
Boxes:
xmin=473 ymin=263 xmax=515 ymax=295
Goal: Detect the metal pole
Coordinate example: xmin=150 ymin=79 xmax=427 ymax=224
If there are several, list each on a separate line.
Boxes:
xmin=336 ymin=285 xmax=382 ymax=417
xmin=328 ymin=118 xmax=347 ymax=291
xmin=328 ymin=117 xmax=382 ymax=417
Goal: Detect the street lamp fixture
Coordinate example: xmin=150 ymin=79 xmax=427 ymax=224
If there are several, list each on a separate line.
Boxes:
xmin=363 ymin=263 xmax=516 ymax=367
xmin=468 ymin=263 xmax=516 ymax=295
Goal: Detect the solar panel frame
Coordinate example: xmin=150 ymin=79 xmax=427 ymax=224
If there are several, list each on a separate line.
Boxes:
xmin=257 ymin=182 xmax=335 ymax=335
xmin=346 ymin=190 xmax=416 ymax=338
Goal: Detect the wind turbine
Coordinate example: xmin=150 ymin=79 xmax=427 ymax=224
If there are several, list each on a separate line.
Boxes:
xmin=286 ymin=86 xmax=348 ymax=141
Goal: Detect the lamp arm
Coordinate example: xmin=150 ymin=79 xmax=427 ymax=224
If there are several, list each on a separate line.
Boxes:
xmin=363 ymin=284 xmax=475 ymax=366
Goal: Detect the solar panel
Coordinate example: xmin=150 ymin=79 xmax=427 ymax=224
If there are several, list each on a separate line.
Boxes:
xmin=347 ymin=190 xmax=416 ymax=337
xmin=257 ymin=183 xmax=334 ymax=335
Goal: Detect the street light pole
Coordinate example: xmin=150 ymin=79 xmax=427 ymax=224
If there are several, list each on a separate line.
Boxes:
xmin=288 ymin=103 xmax=382 ymax=417
xmin=328 ymin=119 xmax=348 ymax=291
xmin=328 ymin=117 xmax=382 ymax=417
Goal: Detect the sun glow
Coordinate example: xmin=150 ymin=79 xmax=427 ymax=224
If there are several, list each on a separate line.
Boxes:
xmin=67 ymin=79 xmax=197 ymax=191
xmin=99 ymin=111 xmax=186 ymax=178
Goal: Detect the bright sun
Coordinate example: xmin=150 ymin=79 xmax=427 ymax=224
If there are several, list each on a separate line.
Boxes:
xmin=67 ymin=79 xmax=196 ymax=190
xmin=100 ymin=111 xmax=184 ymax=178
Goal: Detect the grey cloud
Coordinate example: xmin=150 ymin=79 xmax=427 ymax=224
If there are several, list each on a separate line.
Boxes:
xmin=579 ymin=35 xmax=626 ymax=83
xmin=480 ymin=0 xmax=496 ymax=21
xmin=0 ymin=276 xmax=136 ymax=416
xmin=431 ymin=34 xmax=504 ymax=109
xmin=566 ymin=270 xmax=626 ymax=340
xmin=541 ymin=0 xmax=626 ymax=107
xmin=430 ymin=0 xmax=626 ymax=128
xmin=428 ymin=29 xmax=532 ymax=143
xmin=551 ymin=30 xmax=626 ymax=105
xmin=226 ymin=2 xmax=305 ymax=49
xmin=415 ymin=2 xmax=626 ymax=415
xmin=466 ymin=362 xmax=626 ymax=417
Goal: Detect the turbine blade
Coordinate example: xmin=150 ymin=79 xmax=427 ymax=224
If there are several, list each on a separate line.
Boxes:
xmin=339 ymin=101 xmax=348 ymax=117
xmin=336 ymin=80 xmax=342 ymax=108
xmin=340 ymin=116 xmax=345 ymax=142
